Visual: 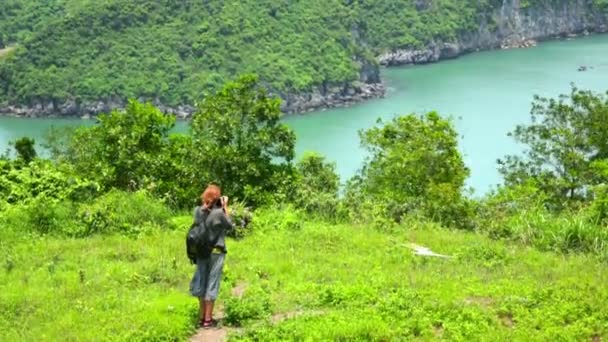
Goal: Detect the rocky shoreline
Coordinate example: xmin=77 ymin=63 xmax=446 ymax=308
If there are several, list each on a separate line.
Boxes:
xmin=0 ymin=81 xmax=386 ymax=119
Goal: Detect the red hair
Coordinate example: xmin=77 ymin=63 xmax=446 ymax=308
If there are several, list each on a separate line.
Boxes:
xmin=201 ymin=184 xmax=221 ymax=207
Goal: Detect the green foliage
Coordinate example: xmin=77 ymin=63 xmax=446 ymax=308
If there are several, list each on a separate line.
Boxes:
xmin=45 ymin=99 xmax=202 ymax=207
xmin=291 ymin=152 xmax=341 ymax=220
xmin=499 ymin=87 xmax=608 ymax=208
xmin=345 ymin=112 xmax=473 ymax=228
xmin=190 ymin=75 xmax=296 ymax=206
xmin=226 ymin=202 xmax=254 ymax=239
xmin=0 ymin=159 xmax=99 ymax=206
xmin=1 ymin=190 xmax=172 ymax=237
xmin=250 ymin=206 xmax=304 ymax=232
xmin=477 ymin=182 xmax=608 ymax=255
xmin=11 ymin=137 xmax=37 ymax=163
xmin=75 ymin=190 xmax=173 ymax=237
xmin=65 ymin=100 xmax=175 ymax=190
xmin=594 ymin=0 xmax=608 ymax=13
xmin=0 ymin=0 xmax=370 ymax=107
xmin=589 ymin=184 xmax=608 ymax=225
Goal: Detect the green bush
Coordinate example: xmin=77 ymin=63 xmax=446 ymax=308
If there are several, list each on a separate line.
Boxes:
xmin=226 ymin=201 xmax=254 ymax=239
xmin=477 ymin=183 xmax=608 ymax=255
xmin=588 ymin=184 xmax=608 ymax=225
xmin=476 ymin=181 xmax=549 ymax=239
xmin=11 ymin=137 xmax=37 ymax=163
xmin=1 ymin=195 xmax=78 ymax=235
xmin=190 ymin=75 xmax=296 ymax=207
xmin=0 ymin=159 xmax=100 ymax=207
xmin=291 ymin=152 xmax=342 ymax=221
xmin=498 ymin=87 xmax=608 ymax=209
xmin=76 ymin=190 xmax=173 ymax=237
xmin=251 ymin=206 xmax=303 ymax=232
xmin=0 ymin=190 xmax=172 ymax=237
xmin=344 ymin=112 xmax=473 ymax=229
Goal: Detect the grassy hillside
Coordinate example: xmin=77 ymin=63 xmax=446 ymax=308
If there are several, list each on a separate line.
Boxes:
xmin=2 ymin=0 xmax=593 ymax=110
xmin=2 ymin=77 xmax=608 ymax=341
xmin=1 ymin=206 xmax=606 ymax=341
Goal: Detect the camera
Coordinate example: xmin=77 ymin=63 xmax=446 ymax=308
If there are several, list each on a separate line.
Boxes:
xmin=213 ymin=196 xmax=228 ymax=209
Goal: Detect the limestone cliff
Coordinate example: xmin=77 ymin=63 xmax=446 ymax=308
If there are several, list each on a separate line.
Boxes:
xmin=378 ymin=0 xmax=607 ymax=66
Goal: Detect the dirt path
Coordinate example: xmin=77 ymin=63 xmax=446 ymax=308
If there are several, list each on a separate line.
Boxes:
xmin=190 ymin=327 xmax=227 ymax=342
xmin=190 ymin=283 xmax=247 ymax=342
xmin=190 ymin=306 xmax=229 ymax=342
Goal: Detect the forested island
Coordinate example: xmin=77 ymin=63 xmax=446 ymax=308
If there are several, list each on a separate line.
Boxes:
xmin=1 ymin=0 xmax=607 ymax=117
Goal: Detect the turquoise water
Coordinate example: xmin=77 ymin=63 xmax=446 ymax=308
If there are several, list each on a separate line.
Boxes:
xmin=1 ymin=34 xmax=607 ymax=193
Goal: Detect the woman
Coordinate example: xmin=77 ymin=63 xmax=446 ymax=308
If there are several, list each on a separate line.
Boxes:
xmin=190 ymin=184 xmax=233 ymax=328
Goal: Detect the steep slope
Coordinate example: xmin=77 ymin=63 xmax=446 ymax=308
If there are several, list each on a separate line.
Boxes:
xmin=377 ymin=0 xmax=608 ymax=65
xmin=0 ymin=0 xmax=606 ymax=117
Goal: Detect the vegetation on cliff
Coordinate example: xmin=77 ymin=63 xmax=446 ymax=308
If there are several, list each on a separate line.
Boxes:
xmin=1 ymin=0 xmax=605 ymax=112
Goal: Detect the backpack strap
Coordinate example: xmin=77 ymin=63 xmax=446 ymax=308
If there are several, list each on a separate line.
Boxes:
xmin=193 ymin=206 xmax=209 ymax=226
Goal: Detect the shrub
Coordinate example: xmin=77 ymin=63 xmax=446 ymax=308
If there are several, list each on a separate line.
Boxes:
xmin=76 ymin=190 xmax=173 ymax=237
xmin=1 ymin=196 xmax=78 ymax=235
xmin=0 ymin=190 xmax=172 ymax=237
xmin=477 ymin=182 xmax=608 ymax=255
xmin=291 ymin=152 xmax=342 ymax=221
xmin=588 ymin=184 xmax=608 ymax=225
xmin=251 ymin=206 xmax=303 ymax=232
xmin=226 ymin=201 xmax=254 ymax=239
xmin=0 ymin=159 xmax=100 ymax=207
xmin=344 ymin=113 xmax=473 ymax=229
xmin=498 ymin=87 xmax=608 ymax=208
xmin=476 ymin=181 xmax=548 ymax=239
xmin=63 ymin=100 xmax=176 ymax=191
xmin=11 ymin=137 xmax=37 ymax=163
xmin=190 ymin=75 xmax=296 ymax=207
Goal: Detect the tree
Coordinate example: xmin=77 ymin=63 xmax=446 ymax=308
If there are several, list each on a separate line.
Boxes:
xmin=12 ymin=137 xmax=37 ymax=163
xmin=190 ymin=75 xmax=296 ymax=205
xmin=498 ymin=87 xmax=608 ymax=207
xmin=346 ymin=112 xmax=472 ymax=228
xmin=296 ymin=152 xmax=340 ymax=195
xmin=292 ymin=152 xmax=341 ymax=218
xmin=65 ymin=100 xmax=175 ymax=191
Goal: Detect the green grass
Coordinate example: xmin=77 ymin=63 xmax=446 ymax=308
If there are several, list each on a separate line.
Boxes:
xmin=1 ymin=210 xmax=607 ymax=341
xmin=0 ymin=229 xmax=197 ymax=341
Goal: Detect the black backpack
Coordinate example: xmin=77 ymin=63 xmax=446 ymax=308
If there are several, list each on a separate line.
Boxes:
xmin=186 ymin=208 xmax=213 ymax=263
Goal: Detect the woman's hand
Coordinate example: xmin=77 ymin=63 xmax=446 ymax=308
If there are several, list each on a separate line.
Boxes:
xmin=221 ymin=196 xmax=230 ymax=215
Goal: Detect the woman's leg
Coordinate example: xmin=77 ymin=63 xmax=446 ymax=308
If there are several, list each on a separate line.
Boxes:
xmin=199 ymin=297 xmax=205 ymax=322
xmin=203 ymin=253 xmax=225 ymax=323
xmin=190 ymin=258 xmax=209 ymax=324
xmin=203 ymin=300 xmax=215 ymax=321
